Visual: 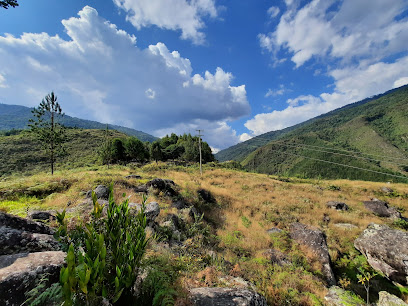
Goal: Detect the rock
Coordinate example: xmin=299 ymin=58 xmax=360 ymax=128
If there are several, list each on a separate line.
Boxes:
xmin=363 ymin=199 xmax=401 ymax=219
xmin=86 ymin=185 xmax=110 ymax=200
xmin=218 ymin=276 xmax=253 ymax=289
xmin=0 ymin=227 xmax=60 ymax=255
xmin=28 ymin=210 xmax=56 ymax=222
xmin=134 ymin=185 xmax=148 ymax=193
xmin=172 ymin=199 xmax=189 ymax=210
xmin=265 ymin=227 xmax=282 ymax=234
xmin=0 ymin=212 xmax=54 ymax=235
xmin=145 ymin=202 xmax=160 ymax=222
xmin=146 ymin=178 xmax=177 ymax=197
xmin=263 ymin=249 xmax=290 ymax=266
xmin=381 ymin=187 xmax=394 ymax=194
xmin=334 ymin=223 xmax=358 ymax=230
xmin=378 ymin=291 xmax=408 ymax=305
xmin=323 ymin=213 xmax=331 ymax=224
xmin=354 ymin=223 xmax=408 ymax=285
xmin=0 ymin=251 xmax=66 ymax=306
xmin=180 ymin=206 xmax=201 ymax=223
xmin=324 ymin=286 xmax=365 ymax=306
xmin=326 ymin=201 xmax=349 ymax=211
xmin=189 ymin=287 xmax=267 ymax=306
xmin=126 ymin=175 xmax=142 ymax=179
xmin=198 ymin=189 xmax=216 ymax=203
xmin=290 ymin=222 xmax=336 ymax=286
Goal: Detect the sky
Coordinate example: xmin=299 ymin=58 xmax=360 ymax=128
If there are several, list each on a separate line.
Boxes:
xmin=0 ymin=0 xmax=407 ymax=152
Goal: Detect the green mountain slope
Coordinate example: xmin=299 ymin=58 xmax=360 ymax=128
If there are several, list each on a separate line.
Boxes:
xmin=218 ymin=85 xmax=408 ymax=182
xmin=0 ymin=128 xmax=129 ymax=176
xmin=0 ymin=103 xmax=157 ymax=142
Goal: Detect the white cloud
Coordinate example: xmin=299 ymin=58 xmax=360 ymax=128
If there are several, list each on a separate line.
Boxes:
xmin=265 ymin=84 xmax=286 ymax=97
xmin=112 ymin=0 xmax=218 ymax=44
xmin=245 ymin=55 xmax=408 ymax=135
xmin=259 ymin=0 xmax=408 ymax=67
xmin=239 ymin=133 xmax=252 ymax=142
xmin=0 ymin=6 xmax=249 ymax=149
xmin=0 ymin=74 xmax=7 ymax=88
xmin=267 ymin=6 xmax=280 ymax=18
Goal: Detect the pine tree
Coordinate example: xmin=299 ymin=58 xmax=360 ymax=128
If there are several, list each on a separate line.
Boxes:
xmin=28 ymin=92 xmax=66 ymax=175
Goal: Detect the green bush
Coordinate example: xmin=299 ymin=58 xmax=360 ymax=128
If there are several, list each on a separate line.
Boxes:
xmin=59 ymin=186 xmax=149 ymax=305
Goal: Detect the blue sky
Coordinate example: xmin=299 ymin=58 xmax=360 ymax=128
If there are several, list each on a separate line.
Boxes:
xmin=0 ymin=0 xmax=407 ymax=151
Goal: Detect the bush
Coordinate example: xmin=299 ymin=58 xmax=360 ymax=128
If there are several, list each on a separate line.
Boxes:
xmin=59 ymin=186 xmax=149 ymax=305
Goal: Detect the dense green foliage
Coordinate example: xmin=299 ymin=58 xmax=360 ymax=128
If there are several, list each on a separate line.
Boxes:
xmin=59 ymin=188 xmax=148 ymax=305
xmin=0 ymin=103 xmax=157 ymax=142
xmin=218 ymin=85 xmax=408 ymax=182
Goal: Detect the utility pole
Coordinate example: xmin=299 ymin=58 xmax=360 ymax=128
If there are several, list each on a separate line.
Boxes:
xmin=196 ymin=129 xmax=203 ymax=176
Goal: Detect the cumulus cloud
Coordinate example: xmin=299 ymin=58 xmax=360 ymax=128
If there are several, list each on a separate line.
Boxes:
xmin=0 ymin=6 xmax=249 ymax=149
xmin=267 ymin=6 xmax=280 ymax=18
xmin=265 ymin=84 xmax=287 ymax=97
xmin=259 ymin=0 xmax=408 ymax=67
xmin=112 ymin=0 xmax=218 ymax=44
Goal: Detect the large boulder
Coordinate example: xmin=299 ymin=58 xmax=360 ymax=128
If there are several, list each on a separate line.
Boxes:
xmin=0 ymin=251 xmax=66 ymax=306
xmin=263 ymin=249 xmax=290 ymax=266
xmin=363 ymin=199 xmax=401 ymax=219
xmin=378 ymin=291 xmax=408 ymax=305
xmin=86 ymin=185 xmax=110 ymax=200
xmin=354 ymin=223 xmax=408 ymax=285
xmin=324 ymin=286 xmax=364 ymax=306
xmin=290 ymin=223 xmax=336 ymax=286
xmin=189 ymin=287 xmax=267 ymax=306
xmin=28 ymin=210 xmax=56 ymax=222
xmin=0 ymin=227 xmax=60 ymax=255
xmin=0 ymin=212 xmax=54 ymax=235
xmin=129 ymin=202 xmax=160 ymax=223
xmin=326 ymin=201 xmax=349 ymax=211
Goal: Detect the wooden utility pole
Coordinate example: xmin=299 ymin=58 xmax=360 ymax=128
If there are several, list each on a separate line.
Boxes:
xmin=196 ymin=129 xmax=203 ymax=175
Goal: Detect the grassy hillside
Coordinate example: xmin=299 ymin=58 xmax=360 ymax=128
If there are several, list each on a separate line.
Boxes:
xmin=216 ymin=85 xmax=408 ymax=163
xmin=0 ymin=128 xmax=129 ymax=177
xmin=218 ymin=86 xmax=408 ymax=182
xmin=0 ymin=103 xmax=157 ymax=142
xmin=1 ymin=164 xmax=407 ymax=304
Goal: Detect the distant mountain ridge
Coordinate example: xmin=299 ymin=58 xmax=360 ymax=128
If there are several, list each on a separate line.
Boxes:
xmin=0 ymin=103 xmax=157 ymax=142
xmin=216 ymin=85 xmax=408 ymax=182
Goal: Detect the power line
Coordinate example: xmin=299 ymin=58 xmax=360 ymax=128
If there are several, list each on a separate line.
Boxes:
xmin=268 ymin=150 xmax=408 ymax=180
xmin=273 ymin=141 xmax=408 ymax=167
xmin=272 ymin=139 xmax=408 ymax=163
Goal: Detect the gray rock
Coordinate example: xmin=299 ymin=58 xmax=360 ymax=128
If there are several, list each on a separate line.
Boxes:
xmin=381 ymin=187 xmax=394 ymax=194
xmin=172 ymin=199 xmax=189 ymax=210
xmin=290 ymin=222 xmax=336 ymax=286
xmin=266 ymin=227 xmax=282 ymax=234
xmin=334 ymin=223 xmax=358 ymax=230
xmin=28 ymin=210 xmax=56 ymax=221
xmin=145 ymin=202 xmax=160 ymax=222
xmin=134 ymin=185 xmax=148 ymax=193
xmin=326 ymin=201 xmax=349 ymax=211
xmin=0 ymin=226 xmax=60 ymax=255
xmin=263 ymin=249 xmax=291 ymax=266
xmin=378 ymin=291 xmax=408 ymax=305
xmin=93 ymin=185 xmax=110 ymax=200
xmin=189 ymin=287 xmax=267 ymax=306
xmin=363 ymin=199 xmax=401 ymax=219
xmin=0 ymin=212 xmax=54 ymax=235
xmin=324 ymin=286 xmax=364 ymax=306
xmin=354 ymin=223 xmax=408 ymax=285
xmin=146 ymin=178 xmax=177 ymax=196
xmin=0 ymin=251 xmax=65 ymax=306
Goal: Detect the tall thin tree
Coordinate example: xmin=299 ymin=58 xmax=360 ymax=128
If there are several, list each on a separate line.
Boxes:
xmin=29 ymin=92 xmax=66 ymax=175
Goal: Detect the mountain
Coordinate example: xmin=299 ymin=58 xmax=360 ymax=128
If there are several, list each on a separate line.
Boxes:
xmin=0 ymin=103 xmax=157 ymax=142
xmin=216 ymin=85 xmax=408 ymax=182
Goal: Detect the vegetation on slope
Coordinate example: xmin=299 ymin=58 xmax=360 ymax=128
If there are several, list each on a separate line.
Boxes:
xmin=0 ymin=103 xmax=157 ymax=142
xmin=1 ymin=164 xmax=407 ymax=304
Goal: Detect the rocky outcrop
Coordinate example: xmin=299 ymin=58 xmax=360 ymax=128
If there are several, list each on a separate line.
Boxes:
xmin=0 ymin=227 xmax=60 ymax=255
xmin=189 ymin=287 xmax=267 ymax=306
xmin=265 ymin=227 xmax=282 ymax=234
xmin=290 ymin=222 xmax=336 ymax=286
xmin=0 ymin=251 xmax=65 ymax=306
xmin=129 ymin=202 xmax=160 ymax=224
xmin=354 ymin=223 xmax=408 ymax=285
xmin=363 ymin=199 xmax=401 ymax=219
xmin=146 ymin=178 xmax=177 ymax=197
xmin=263 ymin=249 xmax=290 ymax=266
xmin=0 ymin=212 xmax=54 ymax=235
xmin=28 ymin=210 xmax=56 ymax=222
xmin=86 ymin=185 xmax=110 ymax=200
xmin=324 ymin=286 xmax=364 ymax=306
xmin=326 ymin=201 xmax=349 ymax=211
xmin=378 ymin=291 xmax=408 ymax=305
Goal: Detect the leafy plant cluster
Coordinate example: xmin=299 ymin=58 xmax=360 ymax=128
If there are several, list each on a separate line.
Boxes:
xmin=57 ymin=187 xmax=149 ymax=305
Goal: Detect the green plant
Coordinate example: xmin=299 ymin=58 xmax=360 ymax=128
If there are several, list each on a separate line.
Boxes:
xmin=59 ymin=186 xmax=149 ymax=305
xmin=23 ymin=274 xmax=63 ymax=306
xmin=357 ymin=267 xmax=377 ymax=305
xmin=241 ymin=216 xmax=252 ymax=228
xmin=393 ymin=218 xmax=408 ymax=230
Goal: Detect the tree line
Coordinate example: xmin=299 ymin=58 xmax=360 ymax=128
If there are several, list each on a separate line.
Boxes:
xmin=28 ymin=92 xmax=214 ymax=174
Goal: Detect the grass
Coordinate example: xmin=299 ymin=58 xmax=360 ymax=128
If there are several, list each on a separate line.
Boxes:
xmin=1 ymin=163 xmax=408 ymax=304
